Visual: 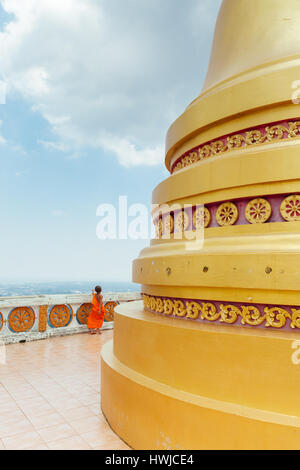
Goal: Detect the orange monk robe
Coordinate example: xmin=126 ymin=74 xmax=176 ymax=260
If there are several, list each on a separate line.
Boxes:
xmin=87 ymin=293 xmax=105 ymax=329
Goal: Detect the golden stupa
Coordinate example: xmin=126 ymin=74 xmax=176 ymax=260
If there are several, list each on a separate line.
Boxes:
xmin=101 ymin=0 xmax=300 ymax=449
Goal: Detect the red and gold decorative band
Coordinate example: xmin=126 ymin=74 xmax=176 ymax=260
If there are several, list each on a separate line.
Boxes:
xmin=153 ymin=193 xmax=300 ymax=238
xmin=143 ymin=294 xmax=300 ymax=331
xmin=171 ymin=119 xmax=300 ymax=174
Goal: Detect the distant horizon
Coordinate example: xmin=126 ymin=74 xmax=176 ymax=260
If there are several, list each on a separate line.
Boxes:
xmin=0 ymin=280 xmax=139 ymax=297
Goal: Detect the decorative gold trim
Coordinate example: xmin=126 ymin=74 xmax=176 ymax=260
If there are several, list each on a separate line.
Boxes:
xmin=216 ymin=202 xmax=238 ymax=226
xmin=153 ymin=194 xmax=300 ymax=238
xmin=245 ymin=198 xmax=272 ymax=224
xmin=163 ymin=213 xmax=174 ymax=235
xmin=193 ymin=207 xmax=211 ymax=229
xmin=172 ymin=120 xmax=300 ymax=173
xmin=280 ymin=195 xmax=300 ymax=222
xmin=143 ymin=294 xmax=299 ymax=330
xmin=155 ymin=219 xmax=163 ymax=238
xmin=175 ymin=211 xmax=190 ymax=232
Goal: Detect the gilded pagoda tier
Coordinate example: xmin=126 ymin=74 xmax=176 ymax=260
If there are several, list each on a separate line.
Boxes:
xmin=102 ymin=0 xmax=300 ymax=450
xmin=132 ymin=0 xmax=300 ymax=332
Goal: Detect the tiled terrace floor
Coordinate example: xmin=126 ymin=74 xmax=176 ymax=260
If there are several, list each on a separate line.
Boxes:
xmin=0 ymin=331 xmax=130 ymax=450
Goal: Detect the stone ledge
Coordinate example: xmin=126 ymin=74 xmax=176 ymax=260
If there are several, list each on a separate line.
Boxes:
xmin=0 ymin=292 xmax=141 ymax=345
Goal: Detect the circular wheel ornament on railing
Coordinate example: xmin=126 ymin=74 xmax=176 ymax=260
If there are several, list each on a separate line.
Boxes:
xmin=280 ymin=195 xmax=300 ymax=222
xmin=104 ymin=301 xmax=119 ymax=322
xmin=76 ymin=303 xmax=93 ymax=325
xmin=245 ymin=198 xmax=272 ymax=224
xmin=216 ymin=202 xmax=238 ymax=226
xmin=8 ymin=307 xmax=35 ymax=333
xmin=48 ymin=304 xmax=73 ymax=328
xmin=193 ymin=207 xmax=211 ymax=229
xmin=0 ymin=312 xmax=3 ymax=331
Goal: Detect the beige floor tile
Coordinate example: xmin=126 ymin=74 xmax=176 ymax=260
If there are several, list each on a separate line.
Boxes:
xmin=2 ymin=431 xmax=46 ymax=450
xmin=50 ymin=399 xmax=82 ymax=412
xmin=80 ymin=429 xmax=119 ymax=449
xmin=9 ymin=388 xmax=40 ymax=401
xmin=22 ymin=403 xmax=55 ymax=419
xmin=38 ymin=422 xmax=76 ymax=443
xmin=93 ymin=441 xmax=131 ymax=450
xmin=0 ymin=410 xmax=27 ymax=426
xmin=69 ymin=385 xmax=94 ymax=394
xmin=25 ymin=443 xmax=50 ymax=450
xmin=60 ymin=406 xmax=95 ymax=422
xmin=0 ymin=394 xmax=14 ymax=405
xmin=0 ymin=418 xmax=34 ymax=439
xmin=16 ymin=396 xmax=49 ymax=409
xmin=0 ymin=332 xmax=126 ymax=450
xmin=88 ymin=404 xmax=102 ymax=416
xmin=29 ymin=411 xmax=67 ymax=430
xmin=79 ymin=393 xmax=100 ymax=406
xmin=0 ymin=401 xmax=20 ymax=414
xmin=47 ymin=435 xmax=93 ymax=450
xmin=69 ymin=415 xmax=104 ymax=434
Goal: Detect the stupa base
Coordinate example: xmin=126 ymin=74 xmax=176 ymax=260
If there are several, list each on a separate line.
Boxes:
xmin=101 ymin=301 xmax=300 ymax=450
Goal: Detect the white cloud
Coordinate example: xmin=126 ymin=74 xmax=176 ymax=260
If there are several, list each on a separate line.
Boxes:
xmin=0 ymin=0 xmax=221 ymax=167
xmin=38 ymin=139 xmax=69 ymax=152
xmin=101 ymin=136 xmax=164 ymax=167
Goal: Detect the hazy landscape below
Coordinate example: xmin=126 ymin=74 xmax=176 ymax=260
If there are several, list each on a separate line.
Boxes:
xmin=0 ymin=281 xmax=139 ymax=297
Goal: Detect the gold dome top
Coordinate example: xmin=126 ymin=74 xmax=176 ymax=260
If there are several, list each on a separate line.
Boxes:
xmin=165 ymin=0 xmax=300 ymax=171
xmin=203 ymin=0 xmax=300 ymax=93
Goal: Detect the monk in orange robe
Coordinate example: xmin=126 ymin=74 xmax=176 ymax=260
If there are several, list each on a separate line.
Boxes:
xmin=87 ymin=285 xmax=105 ymax=334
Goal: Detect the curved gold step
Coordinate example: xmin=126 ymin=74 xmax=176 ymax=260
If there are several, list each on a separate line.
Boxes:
xmin=101 ymin=302 xmax=300 ymax=450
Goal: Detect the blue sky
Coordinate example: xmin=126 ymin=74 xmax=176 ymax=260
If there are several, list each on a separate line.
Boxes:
xmin=0 ymin=0 xmax=221 ymax=282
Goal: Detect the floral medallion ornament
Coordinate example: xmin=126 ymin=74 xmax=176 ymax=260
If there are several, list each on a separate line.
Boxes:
xmin=77 ymin=303 xmax=93 ymax=325
xmin=104 ymin=301 xmax=119 ymax=322
xmin=8 ymin=307 xmax=35 ymax=333
xmin=162 ymin=214 xmax=174 ymax=236
xmin=245 ymin=198 xmax=272 ymax=224
xmin=49 ymin=304 xmax=72 ymax=328
xmin=193 ymin=206 xmax=211 ymax=229
xmin=155 ymin=218 xmax=163 ymax=238
xmin=152 ymin=193 xmax=300 ymax=236
xmin=280 ymin=195 xmax=300 ymax=222
xmin=175 ymin=211 xmax=190 ymax=232
xmin=154 ymin=221 xmax=159 ymax=238
xmin=216 ymin=202 xmax=238 ymax=226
